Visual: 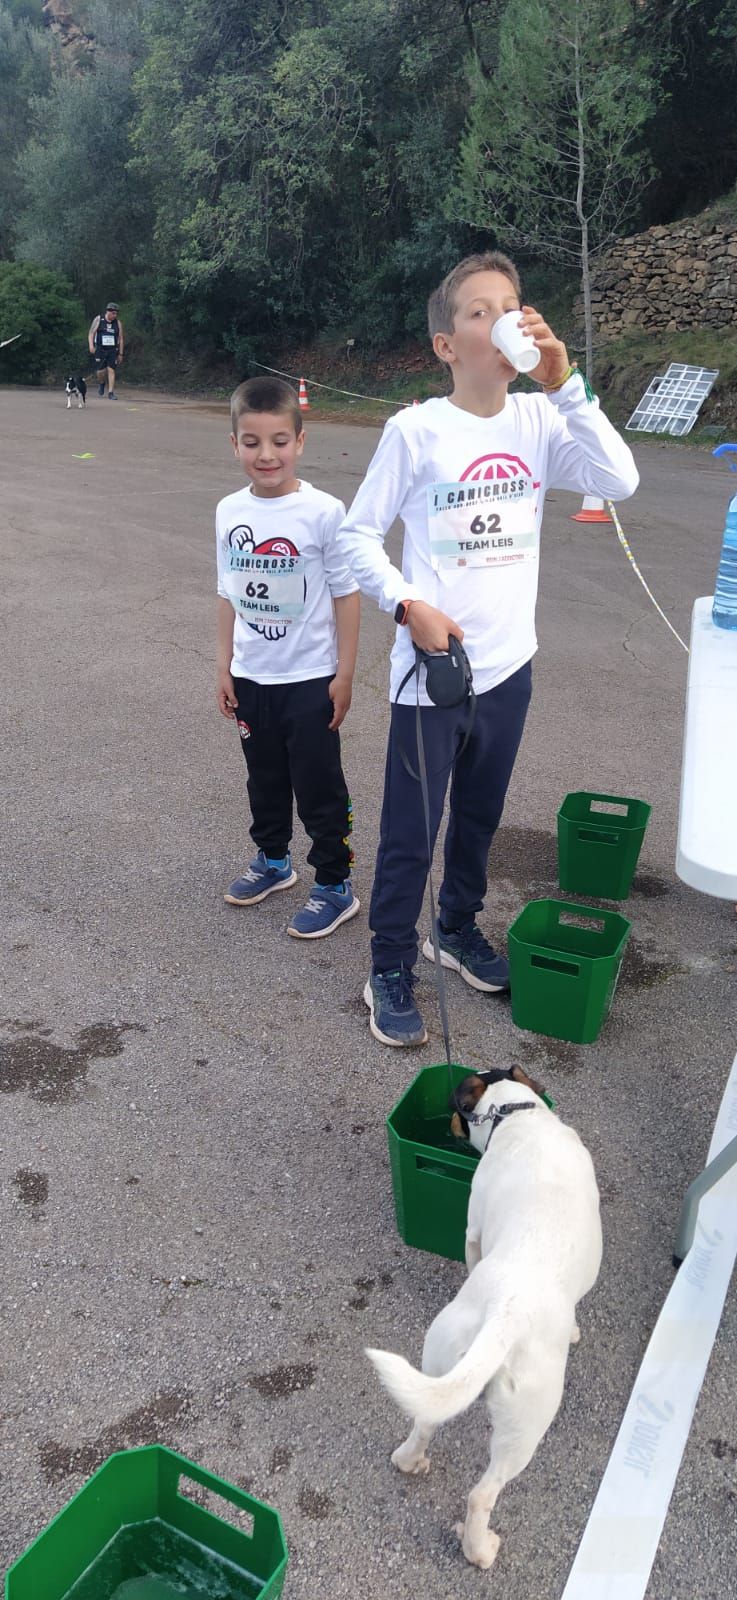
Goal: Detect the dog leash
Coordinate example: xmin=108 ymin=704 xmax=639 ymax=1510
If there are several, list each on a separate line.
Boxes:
xmin=402 ymin=641 xmax=479 ymax=1100
xmin=411 ymin=650 xmax=455 ymax=1080
xmin=400 ymin=640 xmax=555 ymax=1136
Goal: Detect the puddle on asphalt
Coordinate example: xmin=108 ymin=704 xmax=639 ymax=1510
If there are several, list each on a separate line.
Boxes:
xmin=247 ymin=1363 xmax=316 ymax=1399
xmin=517 ymin=1036 xmax=583 ymax=1074
xmin=13 ymin=1167 xmax=48 ymax=1214
xmin=489 ymin=826 xmax=671 ymax=903
xmin=297 ymin=1485 xmax=334 ymax=1520
xmin=630 ymin=871 xmax=671 ymax=899
xmin=0 ymin=1021 xmax=145 ymax=1104
xmin=40 ymin=1391 xmax=191 ymax=1484
xmin=619 ymin=938 xmax=686 ymax=990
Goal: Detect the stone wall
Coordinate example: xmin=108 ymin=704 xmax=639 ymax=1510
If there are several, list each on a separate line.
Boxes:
xmin=42 ymin=1 xmax=95 ymax=59
xmin=589 ymin=211 xmax=737 ymax=342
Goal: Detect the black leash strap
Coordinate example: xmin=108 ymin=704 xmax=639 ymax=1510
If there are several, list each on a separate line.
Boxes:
xmin=412 ymin=656 xmax=454 ymax=1074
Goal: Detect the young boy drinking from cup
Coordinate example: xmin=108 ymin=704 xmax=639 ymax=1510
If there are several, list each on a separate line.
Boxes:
xmin=339 ymin=250 xmax=638 ymax=1046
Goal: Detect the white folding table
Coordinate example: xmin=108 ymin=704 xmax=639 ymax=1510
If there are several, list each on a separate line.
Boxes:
xmin=674 ymin=597 xmax=737 ymax=1260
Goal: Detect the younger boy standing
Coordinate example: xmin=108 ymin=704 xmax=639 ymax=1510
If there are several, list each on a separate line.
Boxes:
xmin=216 ymin=377 xmax=360 ymax=938
xmin=340 ymin=251 xmax=639 ymax=1045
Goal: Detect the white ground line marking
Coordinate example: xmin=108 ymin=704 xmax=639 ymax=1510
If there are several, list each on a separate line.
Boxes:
xmin=561 ymin=1049 xmax=737 ymax=1599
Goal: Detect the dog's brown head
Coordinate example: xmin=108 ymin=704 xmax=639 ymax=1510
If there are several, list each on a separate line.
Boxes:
xmin=449 ymin=1065 xmax=546 ymax=1140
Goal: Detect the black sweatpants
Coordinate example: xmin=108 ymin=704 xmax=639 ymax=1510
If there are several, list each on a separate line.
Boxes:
xmin=370 ymin=660 xmax=532 ymax=972
xmin=233 ymin=674 xmax=352 ymax=886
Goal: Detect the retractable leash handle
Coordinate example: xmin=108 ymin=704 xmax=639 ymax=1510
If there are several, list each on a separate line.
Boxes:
xmin=420 ymin=634 xmax=474 ymax=710
xmin=396 ymin=637 xmax=477 ymax=782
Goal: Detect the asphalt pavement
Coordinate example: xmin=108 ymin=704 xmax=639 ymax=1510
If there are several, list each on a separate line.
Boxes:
xmin=1 ymin=386 xmax=736 ymax=1598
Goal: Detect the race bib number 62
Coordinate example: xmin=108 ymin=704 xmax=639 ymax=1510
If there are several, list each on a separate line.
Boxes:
xmin=428 ymin=477 xmax=538 ymax=569
xmin=225 ymin=551 xmax=305 ymax=626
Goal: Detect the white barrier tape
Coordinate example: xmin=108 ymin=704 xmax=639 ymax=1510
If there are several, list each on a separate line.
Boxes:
xmin=561 ymin=1047 xmax=737 ymax=1600
xmin=251 ymin=360 xmax=401 ymax=407
xmin=606 ymin=501 xmax=689 ymax=655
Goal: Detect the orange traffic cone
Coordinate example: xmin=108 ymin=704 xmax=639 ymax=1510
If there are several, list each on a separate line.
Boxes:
xmin=571 ymin=496 xmax=610 ymax=524
xmin=298 ymin=377 xmax=310 ymax=412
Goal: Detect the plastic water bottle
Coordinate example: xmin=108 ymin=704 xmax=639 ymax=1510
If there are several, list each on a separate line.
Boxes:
xmin=712 ymin=444 xmax=737 ymax=630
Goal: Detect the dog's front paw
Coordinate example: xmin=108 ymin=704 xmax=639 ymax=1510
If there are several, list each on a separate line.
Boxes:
xmin=455 ymin=1524 xmax=500 ymax=1570
xmin=570 ymin=1321 xmax=581 ymax=1345
xmin=392 ymin=1442 xmax=430 ymax=1475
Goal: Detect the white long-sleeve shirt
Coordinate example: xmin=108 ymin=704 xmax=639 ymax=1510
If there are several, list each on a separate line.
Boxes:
xmin=339 ymin=374 xmax=638 ymax=702
xmin=216 ymin=479 xmax=357 ymax=685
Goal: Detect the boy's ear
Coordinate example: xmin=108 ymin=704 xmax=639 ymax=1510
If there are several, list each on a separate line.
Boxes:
xmin=296 ymin=429 xmax=305 ymax=455
xmin=230 ymin=432 xmax=239 ymax=456
xmin=432 ymin=330 xmax=456 ymax=367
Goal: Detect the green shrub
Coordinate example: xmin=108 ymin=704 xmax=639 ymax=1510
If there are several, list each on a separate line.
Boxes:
xmin=0 ymin=261 xmax=86 ymax=382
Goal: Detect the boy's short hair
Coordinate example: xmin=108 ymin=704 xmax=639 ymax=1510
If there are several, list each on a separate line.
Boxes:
xmin=428 ymin=251 xmax=522 ymax=342
xmin=230 ymin=376 xmax=303 ymax=437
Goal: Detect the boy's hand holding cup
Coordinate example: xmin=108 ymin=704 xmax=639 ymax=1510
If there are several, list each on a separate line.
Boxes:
xmin=491 ymin=305 xmax=572 ymax=390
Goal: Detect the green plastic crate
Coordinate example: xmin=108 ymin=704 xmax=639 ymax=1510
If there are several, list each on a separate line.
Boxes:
xmin=557 ymin=791 xmax=651 ymax=900
xmin=387 ymin=1062 xmax=480 ymax=1262
xmin=5 ymin=1446 xmax=288 ymax=1600
xmin=508 ymin=898 xmax=631 ymax=1043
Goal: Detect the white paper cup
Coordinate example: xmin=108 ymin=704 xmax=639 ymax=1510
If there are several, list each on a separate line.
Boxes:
xmin=490 ymin=310 xmax=540 ymax=374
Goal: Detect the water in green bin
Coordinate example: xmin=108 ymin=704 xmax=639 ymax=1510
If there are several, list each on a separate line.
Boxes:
xmin=406 ymin=1113 xmax=478 ymax=1158
xmin=113 ymin=1582 xmax=190 ymax=1599
xmin=63 ymin=1520 xmax=262 ymax=1600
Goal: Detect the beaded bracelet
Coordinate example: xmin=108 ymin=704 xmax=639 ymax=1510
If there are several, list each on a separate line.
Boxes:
xmin=540 ymin=362 xmax=578 ymax=392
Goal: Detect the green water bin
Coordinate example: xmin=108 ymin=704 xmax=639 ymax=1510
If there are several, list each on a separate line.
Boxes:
xmin=5 ymin=1446 xmax=288 ymax=1600
xmin=508 ymin=898 xmax=631 ymax=1044
xmin=387 ymin=1062 xmax=480 ymax=1262
xmin=557 ymin=791 xmax=651 ymax=900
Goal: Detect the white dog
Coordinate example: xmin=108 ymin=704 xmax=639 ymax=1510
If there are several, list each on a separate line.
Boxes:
xmin=367 ymin=1066 xmax=602 ymax=1570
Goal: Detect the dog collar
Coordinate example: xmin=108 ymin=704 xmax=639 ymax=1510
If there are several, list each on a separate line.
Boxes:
xmin=469 ymin=1099 xmax=537 ymax=1152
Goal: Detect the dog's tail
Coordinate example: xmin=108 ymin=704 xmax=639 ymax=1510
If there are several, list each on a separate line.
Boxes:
xmin=366 ymin=1321 xmax=511 ymax=1429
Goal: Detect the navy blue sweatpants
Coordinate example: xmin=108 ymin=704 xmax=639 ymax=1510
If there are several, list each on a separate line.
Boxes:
xmin=369 ymin=660 xmax=532 ymax=973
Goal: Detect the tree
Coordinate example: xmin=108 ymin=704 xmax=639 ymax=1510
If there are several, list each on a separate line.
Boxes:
xmin=631 ymin=0 xmax=737 ymax=219
xmin=129 ymin=0 xmax=506 ymax=353
xmin=15 ymin=2 xmax=151 ymax=311
xmin=0 ymin=261 xmax=84 ymax=380
xmin=453 ymin=0 xmax=657 ymax=380
xmin=0 ymin=2 xmax=52 ymax=260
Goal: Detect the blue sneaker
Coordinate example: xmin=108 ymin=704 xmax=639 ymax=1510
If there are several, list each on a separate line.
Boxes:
xmin=363 ymin=966 xmax=428 ymax=1048
xmin=287 ymin=881 xmax=360 ymax=939
xmin=224 ymin=851 xmax=297 ymax=906
xmin=422 ymin=921 xmax=509 ymax=992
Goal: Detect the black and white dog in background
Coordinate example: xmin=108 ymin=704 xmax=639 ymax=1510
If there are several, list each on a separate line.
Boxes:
xmin=65 ymin=375 xmax=87 ymax=408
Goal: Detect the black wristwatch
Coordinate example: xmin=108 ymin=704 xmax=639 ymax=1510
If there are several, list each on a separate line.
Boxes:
xmin=394 ymin=600 xmax=413 ymax=625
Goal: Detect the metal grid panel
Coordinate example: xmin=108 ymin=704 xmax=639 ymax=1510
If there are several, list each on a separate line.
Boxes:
xmin=626 ymin=363 xmax=719 ymax=436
